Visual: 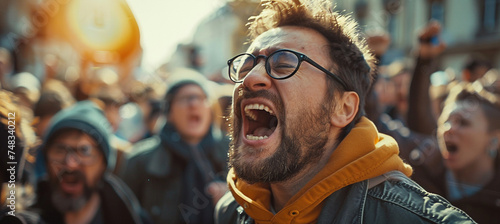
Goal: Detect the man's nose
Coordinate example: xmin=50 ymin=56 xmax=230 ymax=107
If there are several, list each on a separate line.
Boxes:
xmin=441 ymin=121 xmax=457 ymax=139
xmin=242 ymin=62 xmax=272 ymax=91
xmin=64 ymin=153 xmax=81 ymax=168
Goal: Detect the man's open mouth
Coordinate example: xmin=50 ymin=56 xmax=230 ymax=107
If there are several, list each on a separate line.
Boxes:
xmin=58 ymin=171 xmax=85 ymax=195
xmin=188 ymin=114 xmax=201 ymax=123
xmin=445 ymin=142 xmax=458 ymax=153
xmin=243 ymin=103 xmax=278 ymax=140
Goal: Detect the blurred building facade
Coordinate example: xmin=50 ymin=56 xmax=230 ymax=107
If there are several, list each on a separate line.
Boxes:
xmin=341 ymin=0 xmax=500 ymax=77
xmin=170 ymin=0 xmax=499 ymax=81
xmin=166 ymin=0 xmax=260 ymax=82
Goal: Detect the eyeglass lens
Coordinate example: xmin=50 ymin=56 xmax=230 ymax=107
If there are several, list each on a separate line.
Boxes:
xmin=174 ymin=94 xmax=208 ymax=106
xmin=229 ymin=50 xmax=301 ymax=82
xmin=268 ymin=51 xmax=299 ymax=78
xmin=230 ymin=54 xmax=254 ymax=81
xmin=47 ymin=144 xmax=96 ymax=165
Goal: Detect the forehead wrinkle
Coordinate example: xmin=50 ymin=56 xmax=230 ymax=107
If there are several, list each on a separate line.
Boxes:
xmin=249 ymin=36 xmax=286 ymax=55
xmin=249 ymin=27 xmax=331 ymax=58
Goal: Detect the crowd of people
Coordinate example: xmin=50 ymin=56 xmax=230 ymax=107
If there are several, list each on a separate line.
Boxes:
xmin=1 ymin=0 xmax=499 ymax=223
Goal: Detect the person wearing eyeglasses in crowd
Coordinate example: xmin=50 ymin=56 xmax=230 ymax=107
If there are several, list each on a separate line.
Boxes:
xmin=28 ymin=101 xmax=150 ymax=224
xmin=214 ymin=0 xmax=475 ymax=223
xmin=120 ymin=71 xmax=230 ymax=224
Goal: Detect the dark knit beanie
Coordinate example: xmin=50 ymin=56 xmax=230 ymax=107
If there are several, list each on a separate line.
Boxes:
xmin=41 ymin=100 xmax=116 ymax=170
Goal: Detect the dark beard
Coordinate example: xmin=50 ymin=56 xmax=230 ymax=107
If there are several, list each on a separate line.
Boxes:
xmin=229 ymin=89 xmax=331 ymax=183
xmin=50 ymin=170 xmax=98 ymax=213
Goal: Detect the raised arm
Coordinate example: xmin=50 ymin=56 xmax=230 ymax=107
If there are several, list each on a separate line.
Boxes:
xmin=407 ymin=21 xmax=446 ymax=135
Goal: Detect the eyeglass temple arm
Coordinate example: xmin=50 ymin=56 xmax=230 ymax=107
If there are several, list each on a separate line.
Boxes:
xmin=303 ymin=57 xmax=348 ymax=90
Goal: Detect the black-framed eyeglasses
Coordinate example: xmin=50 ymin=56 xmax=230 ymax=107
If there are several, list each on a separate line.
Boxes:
xmin=227 ymin=49 xmax=348 ymax=89
xmin=47 ymin=143 xmax=99 ymax=166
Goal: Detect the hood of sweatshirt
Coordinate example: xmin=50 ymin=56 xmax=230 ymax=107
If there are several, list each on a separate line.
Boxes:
xmin=227 ymin=117 xmax=413 ymax=224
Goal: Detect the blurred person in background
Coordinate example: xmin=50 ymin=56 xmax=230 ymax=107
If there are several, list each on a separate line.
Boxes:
xmin=29 ymin=101 xmax=150 ymax=224
xmin=404 ymin=20 xmax=500 ymax=223
xmin=120 ymin=72 xmax=229 ymax=224
xmin=415 ymin=83 xmax=500 ymax=224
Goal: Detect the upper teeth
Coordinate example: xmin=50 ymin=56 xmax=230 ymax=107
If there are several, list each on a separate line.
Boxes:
xmin=244 ymin=103 xmax=274 ymax=120
xmin=246 ymin=135 xmax=269 ymax=140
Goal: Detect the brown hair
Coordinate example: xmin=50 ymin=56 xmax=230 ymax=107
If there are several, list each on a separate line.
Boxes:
xmin=247 ymin=0 xmax=376 ymax=136
xmin=444 ymin=82 xmax=500 ymax=132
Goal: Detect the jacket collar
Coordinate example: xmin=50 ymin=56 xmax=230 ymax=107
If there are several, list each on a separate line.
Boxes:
xmin=317 ymin=178 xmax=368 ymax=224
xmin=145 ymin=123 xmax=218 ymax=177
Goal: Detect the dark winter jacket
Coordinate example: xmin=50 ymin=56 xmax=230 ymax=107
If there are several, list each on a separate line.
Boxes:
xmin=120 ymin=123 xmax=229 ymax=224
xmin=29 ymin=173 xmax=149 ymax=224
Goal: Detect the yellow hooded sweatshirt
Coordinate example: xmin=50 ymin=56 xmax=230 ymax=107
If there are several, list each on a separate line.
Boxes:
xmin=227 ymin=117 xmax=413 ymax=224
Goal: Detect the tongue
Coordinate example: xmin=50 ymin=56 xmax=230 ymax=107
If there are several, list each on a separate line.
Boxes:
xmin=253 ymin=127 xmax=274 ymax=137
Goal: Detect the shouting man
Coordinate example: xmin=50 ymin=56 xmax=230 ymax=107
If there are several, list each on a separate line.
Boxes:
xmin=30 ymin=101 xmax=149 ymax=224
xmin=215 ymin=0 xmax=475 ymax=223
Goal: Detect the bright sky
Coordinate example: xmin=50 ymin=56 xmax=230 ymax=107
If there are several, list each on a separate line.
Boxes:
xmin=125 ymin=0 xmax=223 ymax=72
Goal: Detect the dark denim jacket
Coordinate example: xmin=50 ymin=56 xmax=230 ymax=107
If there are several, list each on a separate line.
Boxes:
xmin=215 ymin=171 xmax=476 ymax=224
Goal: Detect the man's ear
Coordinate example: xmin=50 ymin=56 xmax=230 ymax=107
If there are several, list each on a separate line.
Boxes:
xmin=331 ymin=91 xmax=359 ymax=128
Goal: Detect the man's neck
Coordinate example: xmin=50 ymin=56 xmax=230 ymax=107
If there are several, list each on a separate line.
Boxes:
xmin=64 ymin=193 xmax=101 ymax=224
xmin=270 ymin=176 xmax=307 ymax=212
xmin=269 ymin=142 xmax=336 ymax=211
